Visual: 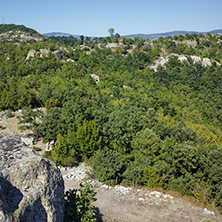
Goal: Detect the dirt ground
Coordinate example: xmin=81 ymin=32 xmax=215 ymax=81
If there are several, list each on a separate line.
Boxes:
xmin=1 ymin=112 xmax=222 ymax=222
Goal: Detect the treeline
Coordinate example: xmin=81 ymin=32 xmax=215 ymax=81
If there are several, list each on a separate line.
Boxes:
xmin=1 ymin=34 xmax=222 ymax=212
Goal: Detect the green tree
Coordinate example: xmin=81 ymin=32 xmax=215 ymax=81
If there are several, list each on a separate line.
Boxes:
xmin=90 ymin=149 xmax=127 ymax=185
xmin=108 ymin=28 xmax=115 ymax=42
xmin=72 ymin=120 xmax=102 ymax=157
xmin=114 ymin=33 xmax=120 ymax=40
xmin=17 ymin=107 xmax=44 ymax=140
xmin=143 ymin=166 xmax=166 ymax=188
xmin=64 ymin=179 xmax=97 ymax=222
xmin=131 ymin=128 xmax=163 ymax=164
xmin=38 ymin=107 xmax=64 ymax=142
xmin=51 ymin=134 xmax=77 ymax=166
xmin=80 ymin=35 xmax=84 ymax=45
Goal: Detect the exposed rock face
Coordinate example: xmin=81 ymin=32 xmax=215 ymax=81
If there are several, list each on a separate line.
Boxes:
xmin=26 ymin=49 xmax=63 ymax=60
xmin=26 ymin=50 xmax=36 ymax=60
xmin=0 ymin=131 xmax=64 ymax=221
xmin=150 ymin=54 xmax=221 ymax=71
xmin=106 ymin=43 xmax=119 ymax=48
xmin=40 ymin=49 xmax=50 ymax=57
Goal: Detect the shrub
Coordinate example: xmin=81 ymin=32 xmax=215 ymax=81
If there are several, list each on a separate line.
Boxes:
xmin=6 ymin=110 xmax=13 ymax=118
xmin=64 ymin=179 xmax=97 ymax=222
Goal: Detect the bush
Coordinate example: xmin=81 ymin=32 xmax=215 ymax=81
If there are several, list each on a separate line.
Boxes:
xmin=64 ymin=179 xmax=97 ymax=222
xmin=6 ymin=110 xmax=13 ymax=118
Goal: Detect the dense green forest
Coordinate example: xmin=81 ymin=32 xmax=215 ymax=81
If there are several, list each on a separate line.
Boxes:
xmin=1 ymin=27 xmax=222 ymax=212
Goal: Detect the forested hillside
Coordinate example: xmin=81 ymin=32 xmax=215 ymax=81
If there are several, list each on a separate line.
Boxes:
xmin=1 ymin=27 xmax=222 ymax=212
xmin=0 ymin=24 xmax=42 ymax=43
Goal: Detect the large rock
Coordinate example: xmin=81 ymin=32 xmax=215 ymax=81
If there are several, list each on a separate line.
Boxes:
xmin=90 ymin=74 xmax=99 ymax=83
xmin=0 ymin=131 xmax=64 ymax=221
xmin=40 ymin=49 xmax=50 ymax=58
xmin=150 ymin=54 xmax=221 ymax=71
xmin=106 ymin=43 xmax=119 ymax=48
xmin=53 ymin=51 xmax=63 ymax=60
xmin=26 ymin=50 xmax=36 ymax=60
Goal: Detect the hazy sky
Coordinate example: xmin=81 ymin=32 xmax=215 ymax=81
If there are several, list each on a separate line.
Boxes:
xmin=1 ymin=0 xmax=221 ymax=36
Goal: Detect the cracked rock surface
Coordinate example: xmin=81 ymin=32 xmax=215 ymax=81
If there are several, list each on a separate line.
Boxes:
xmin=0 ymin=131 xmax=64 ymax=222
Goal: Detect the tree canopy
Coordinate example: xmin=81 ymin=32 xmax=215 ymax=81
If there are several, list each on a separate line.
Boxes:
xmin=1 ymin=31 xmax=222 ymax=212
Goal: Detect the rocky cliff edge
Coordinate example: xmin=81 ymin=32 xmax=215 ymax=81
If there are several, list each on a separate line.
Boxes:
xmin=0 ymin=131 xmax=64 ymax=221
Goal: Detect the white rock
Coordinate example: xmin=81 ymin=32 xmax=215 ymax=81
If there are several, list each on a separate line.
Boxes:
xmin=40 ymin=49 xmax=50 ymax=57
xmin=101 ymin=184 xmax=111 ymax=190
xmin=115 ymin=185 xmax=132 ymax=195
xmin=67 ymin=58 xmax=75 ymax=62
xmin=203 ymin=208 xmax=215 ymax=216
xmin=177 ymin=55 xmax=188 ymax=63
xmin=150 ymin=191 xmax=162 ymax=198
xmin=202 ymin=58 xmax=212 ymax=66
xmin=191 ymin=55 xmax=202 ymax=63
xmin=90 ymin=74 xmax=99 ymax=83
xmin=26 ymin=50 xmax=36 ymax=60
xmin=106 ymin=43 xmax=119 ymax=48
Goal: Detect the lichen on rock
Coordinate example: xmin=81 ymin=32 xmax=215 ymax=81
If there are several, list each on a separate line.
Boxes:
xmin=0 ymin=131 xmax=64 ymax=221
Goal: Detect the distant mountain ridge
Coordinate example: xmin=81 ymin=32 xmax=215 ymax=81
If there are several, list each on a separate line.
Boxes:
xmin=124 ymin=29 xmax=222 ymax=39
xmin=43 ymin=29 xmax=222 ymax=39
xmin=43 ymin=32 xmax=81 ymax=39
xmin=1 ymin=24 xmax=221 ymax=40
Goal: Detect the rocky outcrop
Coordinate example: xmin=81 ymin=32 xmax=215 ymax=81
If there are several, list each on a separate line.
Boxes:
xmin=90 ymin=74 xmax=99 ymax=83
xmin=26 ymin=49 xmax=63 ymax=60
xmin=0 ymin=131 xmax=64 ymax=221
xmin=26 ymin=50 xmax=36 ymax=60
xmin=106 ymin=43 xmax=119 ymax=48
xmin=40 ymin=49 xmax=50 ymax=57
xmin=53 ymin=51 xmax=63 ymax=60
xmin=150 ymin=54 xmax=221 ymax=71
xmin=174 ymin=39 xmax=198 ymax=48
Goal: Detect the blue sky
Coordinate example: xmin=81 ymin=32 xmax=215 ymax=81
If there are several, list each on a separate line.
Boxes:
xmin=1 ymin=0 xmax=221 ymax=37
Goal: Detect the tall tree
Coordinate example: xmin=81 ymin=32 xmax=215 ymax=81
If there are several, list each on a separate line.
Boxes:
xmin=80 ymin=35 xmax=84 ymax=45
xmin=108 ymin=28 xmax=115 ymax=42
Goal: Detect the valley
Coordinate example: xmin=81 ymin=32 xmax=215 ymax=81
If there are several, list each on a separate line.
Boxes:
xmin=1 ymin=24 xmax=222 ymax=221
